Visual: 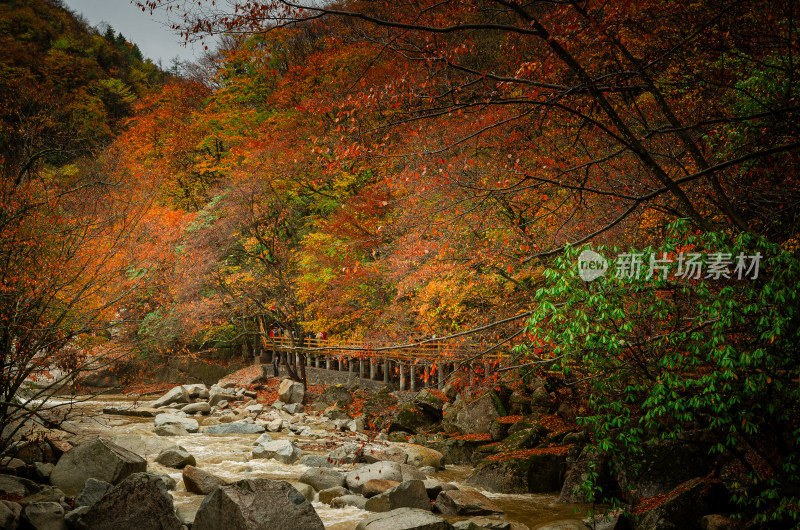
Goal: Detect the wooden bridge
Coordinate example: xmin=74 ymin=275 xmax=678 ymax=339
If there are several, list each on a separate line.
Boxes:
xmin=253 ymin=336 xmax=508 ymax=391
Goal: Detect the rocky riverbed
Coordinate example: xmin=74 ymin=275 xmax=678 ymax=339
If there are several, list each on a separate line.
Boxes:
xmin=0 ymin=374 xmax=597 ymax=529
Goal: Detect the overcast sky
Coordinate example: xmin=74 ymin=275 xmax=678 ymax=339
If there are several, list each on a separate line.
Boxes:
xmin=63 ymin=0 xmax=208 ymax=67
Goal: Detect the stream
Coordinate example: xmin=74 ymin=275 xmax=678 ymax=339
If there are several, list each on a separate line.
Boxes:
xmin=57 ymin=394 xmax=593 ymax=529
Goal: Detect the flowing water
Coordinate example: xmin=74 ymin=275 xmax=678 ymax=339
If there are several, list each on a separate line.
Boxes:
xmin=57 ymin=395 xmax=593 ymax=529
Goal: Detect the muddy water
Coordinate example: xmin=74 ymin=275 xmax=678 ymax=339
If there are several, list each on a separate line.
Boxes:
xmin=59 ymin=395 xmax=592 ymax=529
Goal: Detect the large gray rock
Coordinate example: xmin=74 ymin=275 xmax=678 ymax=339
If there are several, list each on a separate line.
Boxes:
xmin=299 ymin=467 xmax=345 ymax=491
xmin=318 ymin=486 xmax=349 ymax=505
xmin=153 ymin=413 xmax=199 ymax=433
xmin=433 ymin=490 xmax=503 ymax=516
xmin=466 ymin=452 xmax=566 ymax=494
xmin=17 ymin=485 xmax=65 ymax=506
xmin=278 ymin=379 xmax=305 ymax=404
xmin=102 ymin=406 xmax=160 ymax=418
xmin=183 ymin=384 xmax=210 ymax=399
xmin=182 ymin=465 xmax=228 ymax=495
xmin=362 ymin=479 xmax=400 ymax=498
xmin=345 ymin=461 xmax=424 ymax=494
xmin=558 ymin=448 xmax=613 ymax=504
xmin=110 ymin=434 xmax=173 ymax=457
xmin=314 ymin=386 xmax=353 ymax=407
xmin=192 ymin=478 xmax=323 ymax=530
xmin=355 ymin=507 xmax=453 ymax=530
xmin=149 ymin=386 xmax=190 ymax=408
xmin=181 ymin=402 xmax=211 ymax=414
xmin=363 ymin=445 xmax=408 ymax=464
xmin=327 ymin=442 xmax=363 ymax=465
xmin=155 ymin=446 xmax=196 ymax=469
xmin=456 ymin=392 xmax=505 ymax=434
xmin=72 ymin=473 xmax=182 ymax=530
xmin=251 ymin=440 xmax=303 ymax=464
xmin=331 ymin=495 xmax=369 ymax=510
xmin=152 ymin=423 xmax=190 ymax=437
xmin=209 ymin=393 xmax=239 ymax=407
xmin=299 ymin=455 xmax=336 ymax=468
xmin=74 ymin=478 xmax=113 ymax=508
xmin=50 ymin=438 xmax=147 ymax=496
xmin=0 ymin=500 xmax=22 ymax=529
xmin=21 ymin=501 xmax=66 ymax=530
xmin=203 ymin=422 xmax=265 ymax=434
xmin=0 ymin=474 xmax=40 ymax=497
xmin=397 ymin=444 xmax=444 ymax=469
xmin=364 ymin=480 xmax=431 ymax=512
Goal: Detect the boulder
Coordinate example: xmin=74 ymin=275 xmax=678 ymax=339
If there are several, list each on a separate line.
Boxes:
xmin=278 ymin=379 xmax=305 ymax=404
xmin=152 ymin=423 xmax=190 ymax=437
xmin=289 ymin=481 xmax=314 ymax=502
xmin=365 ymin=480 xmax=431 ymax=512
xmin=181 ymin=402 xmax=211 ymax=414
xmin=182 ymin=465 xmax=228 ymax=495
xmin=330 ymin=495 xmax=369 ymax=510
xmin=558 ymin=448 xmax=614 ymax=504
xmin=109 ymin=434 xmax=174 ymax=458
xmin=1 ymin=500 xmax=22 ymax=529
xmin=414 ymin=389 xmax=449 ymax=416
xmin=0 ymin=473 xmax=40 ymax=497
xmin=153 ymin=413 xmax=199 ymax=433
xmin=203 ymin=422 xmax=265 ymax=434
xmin=141 ymin=471 xmax=177 ymax=491
xmin=149 ymin=386 xmax=190 ymax=408
xmin=251 ymin=440 xmax=303 ymax=464
xmin=398 ymin=444 xmax=444 ymax=469
xmin=362 ymin=479 xmax=400 ymax=498
xmin=299 ymin=455 xmax=336 ymax=468
xmin=530 ymin=387 xmax=552 ymax=414
xmin=31 ymin=463 xmax=54 ymax=483
xmin=324 ymin=406 xmax=351 ymax=421
xmin=508 ymin=392 xmax=532 ymax=416
xmin=50 ymin=438 xmax=146 ymax=496
xmin=154 ymin=446 xmax=196 ymax=469
xmin=102 ymin=406 xmax=160 ymax=418
xmin=267 ymin=418 xmax=283 ymax=432
xmin=21 ymin=501 xmax=65 ymax=530
xmin=363 ymin=445 xmax=408 ymax=464
xmin=355 ymin=507 xmax=453 ymax=530
xmin=254 ymin=433 xmax=273 ymax=445
xmin=327 ymin=442 xmax=363 ymax=465
xmin=299 ymin=468 xmax=345 ymax=491
xmin=192 ymin=478 xmax=323 ymax=530
xmin=701 ymin=514 xmax=740 ymax=530
xmin=346 ymin=461 xmax=406 ymax=494
xmin=72 ymin=473 xmax=182 ymax=530
xmin=391 ymin=403 xmax=436 ymax=434
xmin=17 ymin=485 xmax=65 ymax=506
xmin=74 ymin=478 xmax=113 ymax=508
xmin=456 ymin=392 xmax=506 ymax=434
xmin=183 ymin=384 xmax=210 ymax=399
xmin=466 ymin=452 xmax=566 ymax=494
xmin=208 ymin=393 xmax=239 ymax=407
xmin=283 ymin=403 xmax=304 ymax=414
xmin=318 ymin=486 xmax=350 ymax=505
xmin=434 ymin=490 xmax=503 ymax=516
xmin=314 ymin=386 xmax=353 ymax=407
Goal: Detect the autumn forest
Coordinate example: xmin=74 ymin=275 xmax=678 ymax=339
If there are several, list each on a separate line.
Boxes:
xmin=2 ymin=0 xmax=800 ymax=526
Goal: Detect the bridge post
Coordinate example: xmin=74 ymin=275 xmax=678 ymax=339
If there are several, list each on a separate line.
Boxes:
xmin=437 ymin=362 xmax=445 ymax=389
xmin=383 ymin=358 xmax=390 ymax=384
xmin=410 ymin=364 xmax=416 ymax=391
xmin=399 ymin=363 xmax=406 ymax=391
xmin=325 ymin=356 xmax=331 ymax=370
xmin=359 ymin=358 xmax=364 ymax=380
xmin=369 ymin=358 xmax=376 ymax=380
xmin=339 ymin=357 xmax=346 ymax=372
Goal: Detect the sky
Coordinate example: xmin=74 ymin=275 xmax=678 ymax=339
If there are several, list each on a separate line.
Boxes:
xmin=63 ymin=0 xmax=208 ymax=67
